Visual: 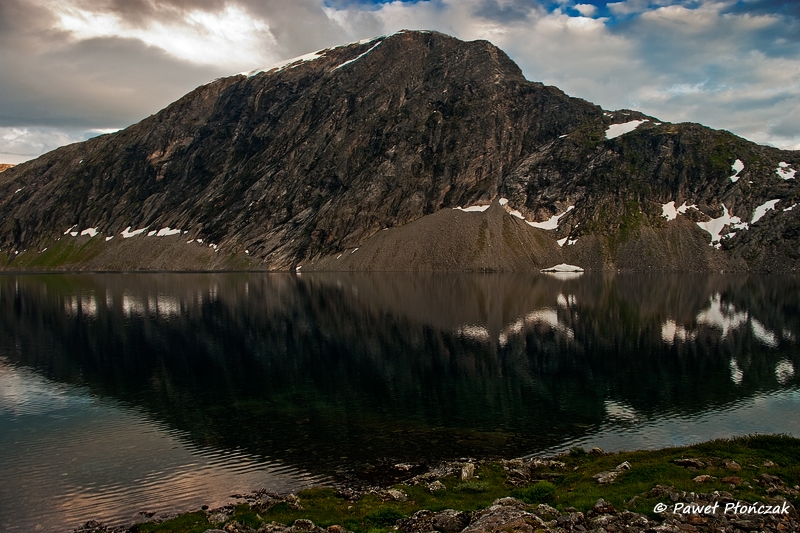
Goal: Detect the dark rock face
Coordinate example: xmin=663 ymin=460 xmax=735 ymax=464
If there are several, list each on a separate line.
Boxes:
xmin=0 ymin=30 xmax=798 ymax=271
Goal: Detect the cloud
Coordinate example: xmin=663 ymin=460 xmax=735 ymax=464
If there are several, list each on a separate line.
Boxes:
xmin=573 ymin=4 xmax=598 ymax=17
xmin=1 ymin=0 xmax=799 ymax=164
xmin=0 ymin=126 xmax=112 ymax=164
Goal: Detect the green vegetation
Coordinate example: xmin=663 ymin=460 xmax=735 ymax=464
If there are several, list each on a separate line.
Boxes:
xmin=136 ymin=435 xmax=800 ymax=533
xmin=511 ymin=481 xmax=556 ymax=503
xmin=3 ymin=237 xmax=105 ymax=269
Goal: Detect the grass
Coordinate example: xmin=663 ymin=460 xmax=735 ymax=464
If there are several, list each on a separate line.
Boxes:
xmin=3 ymin=237 xmax=105 ymax=269
xmin=135 ymin=434 xmax=799 ymax=533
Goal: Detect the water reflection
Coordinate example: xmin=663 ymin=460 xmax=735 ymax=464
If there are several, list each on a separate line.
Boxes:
xmin=0 ymin=272 xmax=799 ymax=529
xmin=0 ymin=360 xmax=325 ymax=532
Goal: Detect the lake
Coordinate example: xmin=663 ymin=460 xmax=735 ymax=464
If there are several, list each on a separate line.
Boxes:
xmin=1 ymin=272 xmax=798 ymax=532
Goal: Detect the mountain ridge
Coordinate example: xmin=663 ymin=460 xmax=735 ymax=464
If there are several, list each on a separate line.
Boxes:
xmin=1 ymin=30 xmax=798 ymax=271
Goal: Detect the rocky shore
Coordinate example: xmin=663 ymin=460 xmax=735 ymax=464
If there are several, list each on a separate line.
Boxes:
xmin=69 ymin=436 xmax=800 ymax=533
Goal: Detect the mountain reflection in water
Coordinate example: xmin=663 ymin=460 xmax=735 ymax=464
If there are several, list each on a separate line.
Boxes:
xmin=1 ymin=272 xmax=799 ymax=529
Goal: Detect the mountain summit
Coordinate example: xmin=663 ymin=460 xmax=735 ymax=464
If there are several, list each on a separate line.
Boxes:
xmin=1 ymin=30 xmax=798 ymax=271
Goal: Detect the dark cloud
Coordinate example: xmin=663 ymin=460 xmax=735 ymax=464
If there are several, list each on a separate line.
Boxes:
xmin=1 ymin=0 xmax=799 ymax=162
xmin=239 ymin=0 xmax=367 ymax=56
xmin=0 ymin=32 xmax=224 ymax=128
xmin=70 ymin=0 xmax=226 ymax=28
xmin=473 ymin=0 xmax=541 ymax=22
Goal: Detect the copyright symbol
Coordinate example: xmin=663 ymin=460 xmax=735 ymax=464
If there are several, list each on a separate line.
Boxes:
xmin=654 ymin=503 xmax=668 ymax=513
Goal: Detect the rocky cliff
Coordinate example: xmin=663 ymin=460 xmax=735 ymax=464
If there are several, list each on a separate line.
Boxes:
xmin=0 ymin=30 xmax=798 ymax=271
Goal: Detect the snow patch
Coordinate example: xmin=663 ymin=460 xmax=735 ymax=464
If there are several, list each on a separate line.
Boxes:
xmin=454 ymin=204 xmax=490 ymax=212
xmin=121 ymin=227 xmax=146 ymax=238
xmin=605 ymin=120 xmax=647 ymax=140
xmin=557 ymin=237 xmax=568 ymax=247
xmin=69 ymin=231 xmax=78 ymax=237
xmin=507 ymin=208 xmax=525 ymax=219
xmin=776 ymin=162 xmax=796 ymax=180
xmin=751 ymin=199 xmax=780 ymax=224
xmin=333 ymin=41 xmax=381 ymax=70
xmin=156 ymin=227 xmax=182 ymax=236
xmin=783 ymin=203 xmax=797 ymax=212
xmin=147 ymin=230 xmax=157 ymax=237
xmin=244 ymin=36 xmax=382 ymax=77
xmin=696 ymin=204 xmax=748 ymax=245
xmin=661 ymin=201 xmax=678 ymax=221
xmin=14 ymin=187 xmax=23 ymax=194
xmin=105 ymin=236 xmax=113 ymax=242
xmin=541 ymin=263 xmax=584 ymax=272
xmin=64 ymin=225 xmax=77 ymax=235
xmin=498 ymin=198 xmax=509 ymax=206
xmin=729 ymin=159 xmax=744 ymax=183
xmin=527 ymin=206 xmax=574 ymax=230
xmin=80 ymin=227 xmax=98 ymax=237
xmin=663 ymin=200 xmax=699 ymax=221
xmin=243 ymin=49 xmax=327 ymax=76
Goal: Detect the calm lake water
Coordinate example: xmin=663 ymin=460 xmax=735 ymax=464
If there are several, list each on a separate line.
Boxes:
xmin=1 ymin=272 xmax=799 ymax=532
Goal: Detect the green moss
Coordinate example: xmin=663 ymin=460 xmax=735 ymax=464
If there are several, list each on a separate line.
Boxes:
xmin=512 ymin=481 xmax=556 ymax=503
xmin=364 ymin=507 xmax=405 ymax=527
xmin=137 ymin=511 xmax=210 ymax=533
xmin=453 ymin=480 xmax=489 ymax=493
xmin=8 ymin=237 xmax=104 ymax=269
xmin=132 ymin=435 xmax=800 ymax=533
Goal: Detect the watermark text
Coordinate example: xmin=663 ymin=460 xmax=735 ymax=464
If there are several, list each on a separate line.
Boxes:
xmin=653 ymin=501 xmax=791 ymax=515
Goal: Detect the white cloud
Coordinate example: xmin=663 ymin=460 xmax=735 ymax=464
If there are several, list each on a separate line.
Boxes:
xmin=0 ymin=127 xmax=105 ymax=164
xmin=48 ymin=2 xmax=276 ymax=67
xmin=573 ymin=4 xmax=598 ymax=17
xmin=1 ymin=0 xmax=799 ymax=163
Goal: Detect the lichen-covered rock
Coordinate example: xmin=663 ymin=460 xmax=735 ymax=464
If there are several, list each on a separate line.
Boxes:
xmin=397 ymin=509 xmax=470 ymax=533
xmin=462 ymin=505 xmax=545 ymax=533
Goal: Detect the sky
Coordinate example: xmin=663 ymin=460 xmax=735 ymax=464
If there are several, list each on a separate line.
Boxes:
xmin=1 ymin=0 xmax=799 ymax=164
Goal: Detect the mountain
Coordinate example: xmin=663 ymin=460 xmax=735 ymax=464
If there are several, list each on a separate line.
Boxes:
xmin=0 ymin=30 xmax=798 ymax=272
xmin=0 ymin=164 xmax=13 ymax=173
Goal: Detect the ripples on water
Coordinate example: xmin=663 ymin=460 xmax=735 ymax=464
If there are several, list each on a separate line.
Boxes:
xmin=0 ymin=360 xmax=326 ymax=532
xmin=0 ymin=272 xmax=798 ymax=531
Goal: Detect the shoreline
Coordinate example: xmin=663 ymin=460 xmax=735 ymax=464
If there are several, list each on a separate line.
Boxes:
xmin=70 ymin=434 xmax=799 ymax=533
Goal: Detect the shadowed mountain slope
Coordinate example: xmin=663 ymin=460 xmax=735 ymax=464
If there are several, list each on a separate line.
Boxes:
xmin=0 ymin=30 xmax=798 ymax=271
